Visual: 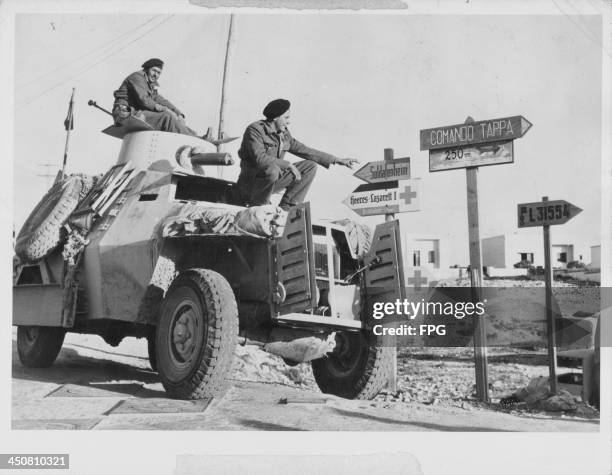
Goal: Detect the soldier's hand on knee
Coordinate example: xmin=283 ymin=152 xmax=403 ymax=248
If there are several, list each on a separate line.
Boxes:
xmin=154 ymin=103 xmax=168 ymax=113
xmin=288 ymin=164 xmax=301 ymax=181
xmin=335 ymin=158 xmax=359 ymax=169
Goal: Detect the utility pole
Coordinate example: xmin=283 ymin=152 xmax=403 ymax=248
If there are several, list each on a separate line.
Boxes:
xmin=216 ymin=14 xmax=236 ymax=178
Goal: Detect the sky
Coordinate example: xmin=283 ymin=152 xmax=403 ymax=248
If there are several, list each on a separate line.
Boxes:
xmin=11 ymin=10 xmax=605 ymax=265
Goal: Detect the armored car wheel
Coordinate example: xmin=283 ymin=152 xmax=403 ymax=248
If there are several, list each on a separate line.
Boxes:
xmin=156 ymin=269 xmax=238 ymax=399
xmin=311 ymin=331 xmax=392 ymax=399
xmin=15 ymin=175 xmax=93 ymax=262
xmin=17 ymin=326 xmax=65 ymax=368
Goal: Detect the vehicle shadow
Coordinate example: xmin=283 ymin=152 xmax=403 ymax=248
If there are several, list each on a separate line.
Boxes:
xmin=402 ymin=351 xmax=552 ymax=367
xmin=234 ymin=418 xmax=305 ymax=431
xmin=11 ymin=341 xmax=165 ymax=398
xmin=328 ymin=407 xmax=515 ymax=432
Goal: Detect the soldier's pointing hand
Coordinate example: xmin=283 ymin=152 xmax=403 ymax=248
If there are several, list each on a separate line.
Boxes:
xmin=335 ymin=158 xmax=359 ymax=169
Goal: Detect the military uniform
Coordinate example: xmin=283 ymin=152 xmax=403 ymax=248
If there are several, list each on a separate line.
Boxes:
xmin=236 ymin=119 xmax=338 ymax=210
xmin=112 ymin=70 xmax=197 ymax=136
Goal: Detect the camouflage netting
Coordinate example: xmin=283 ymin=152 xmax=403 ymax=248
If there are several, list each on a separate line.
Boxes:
xmin=162 ymin=203 xmax=288 ymax=238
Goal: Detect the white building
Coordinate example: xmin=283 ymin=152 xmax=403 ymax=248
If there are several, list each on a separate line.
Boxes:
xmin=482 ymin=232 xmax=592 ymax=270
xmin=402 ymin=233 xmax=454 ymax=280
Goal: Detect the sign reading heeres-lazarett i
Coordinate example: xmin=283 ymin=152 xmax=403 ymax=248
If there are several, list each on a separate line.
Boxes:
xmin=343 ymin=180 xmax=420 ymax=217
xmin=420 ymin=116 xmax=532 ymax=151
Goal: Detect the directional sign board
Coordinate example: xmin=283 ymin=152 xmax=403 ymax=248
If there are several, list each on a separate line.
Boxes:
xmin=420 ymin=115 xmax=532 ymax=151
xmin=517 ymin=200 xmax=582 ymax=228
xmin=353 ymin=157 xmax=410 ymax=184
xmin=429 ymin=140 xmax=513 ymax=172
xmin=343 ymin=179 xmax=420 ymax=217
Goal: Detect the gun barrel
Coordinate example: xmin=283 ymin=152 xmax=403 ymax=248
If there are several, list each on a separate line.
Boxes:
xmin=190 ymin=152 xmax=234 ymax=166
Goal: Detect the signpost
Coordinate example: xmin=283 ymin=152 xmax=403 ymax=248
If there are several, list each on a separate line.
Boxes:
xmin=420 ymin=115 xmax=532 ymax=150
xmin=465 ymin=165 xmax=488 ymax=401
xmin=353 ymin=157 xmax=411 ymax=184
xmin=429 ymin=140 xmax=513 ymax=172
xmin=517 ymin=200 xmax=582 ymax=228
xmin=517 ymin=197 xmax=582 ymax=394
xmin=420 ymin=115 xmax=532 ymax=402
xmin=345 ymin=149 xmax=419 ymax=393
xmin=383 ymin=149 xmax=398 ymax=394
xmin=342 ymin=180 xmax=420 ymax=217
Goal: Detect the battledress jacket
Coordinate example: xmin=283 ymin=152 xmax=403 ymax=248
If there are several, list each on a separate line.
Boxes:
xmin=113 ymin=70 xmax=183 ymax=116
xmin=237 ymin=120 xmax=338 ymax=172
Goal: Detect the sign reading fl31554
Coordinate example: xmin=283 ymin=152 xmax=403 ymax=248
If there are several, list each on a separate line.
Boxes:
xmin=420 ymin=115 xmax=532 ymax=151
xmin=517 ymin=200 xmax=582 ymax=228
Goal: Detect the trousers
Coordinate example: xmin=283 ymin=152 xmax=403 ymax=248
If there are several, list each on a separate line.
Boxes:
xmin=113 ymin=106 xmax=197 ymax=136
xmin=236 ymin=160 xmax=317 ymax=211
xmin=139 ymin=110 xmax=198 ymax=136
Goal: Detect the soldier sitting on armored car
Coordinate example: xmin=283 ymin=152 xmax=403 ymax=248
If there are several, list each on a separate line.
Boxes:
xmin=112 ymin=58 xmax=200 ymax=137
xmin=236 ymin=99 xmax=359 ymax=211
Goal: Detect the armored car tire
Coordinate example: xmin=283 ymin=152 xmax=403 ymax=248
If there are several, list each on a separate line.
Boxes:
xmin=156 ymin=269 xmax=238 ymax=399
xmin=17 ymin=326 xmax=65 ymax=368
xmin=311 ymin=331 xmax=392 ymax=399
xmin=15 ymin=175 xmax=91 ymax=262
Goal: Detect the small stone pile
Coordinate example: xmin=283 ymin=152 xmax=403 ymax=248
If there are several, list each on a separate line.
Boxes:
xmin=501 ymin=376 xmax=578 ymax=412
xmin=231 ymin=344 xmax=317 ymax=389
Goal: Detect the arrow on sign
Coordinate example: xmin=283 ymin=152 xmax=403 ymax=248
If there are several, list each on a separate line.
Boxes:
xmin=343 ymin=179 xmax=421 ymax=217
xmin=353 ymin=157 xmax=411 ymax=184
xmin=517 ymin=200 xmax=582 ymax=228
xmin=429 ymin=140 xmax=514 ymax=172
xmin=420 ymin=115 xmax=532 ymax=151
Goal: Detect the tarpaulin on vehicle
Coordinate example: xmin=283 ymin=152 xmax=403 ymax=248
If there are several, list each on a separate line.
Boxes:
xmin=332 ymin=218 xmax=372 ymax=258
xmin=161 ymin=203 xmax=288 ymax=238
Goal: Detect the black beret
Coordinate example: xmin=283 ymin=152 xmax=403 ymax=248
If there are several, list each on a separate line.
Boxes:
xmin=142 ymin=58 xmax=164 ymax=70
xmin=263 ymin=99 xmax=291 ymax=120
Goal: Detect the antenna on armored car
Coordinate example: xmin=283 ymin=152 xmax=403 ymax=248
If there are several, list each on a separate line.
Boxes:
xmin=87 ymin=99 xmax=113 ymax=117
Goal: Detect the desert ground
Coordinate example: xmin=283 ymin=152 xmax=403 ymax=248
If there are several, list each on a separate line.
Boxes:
xmin=12 ymin=276 xmax=600 ymax=432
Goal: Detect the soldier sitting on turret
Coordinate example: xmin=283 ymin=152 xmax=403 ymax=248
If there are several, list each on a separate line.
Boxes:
xmin=112 ymin=58 xmax=200 ymax=137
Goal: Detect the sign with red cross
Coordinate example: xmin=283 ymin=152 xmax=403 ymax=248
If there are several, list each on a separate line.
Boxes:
xmin=342 ymin=179 xmax=421 ymax=217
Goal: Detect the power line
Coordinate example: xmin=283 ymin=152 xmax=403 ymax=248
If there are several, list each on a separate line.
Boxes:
xmin=17 ymin=15 xmax=162 ymax=91
xmin=17 ymin=14 xmax=175 ymax=109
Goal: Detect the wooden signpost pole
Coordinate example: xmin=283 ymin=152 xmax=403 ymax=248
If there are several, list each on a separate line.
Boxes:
xmin=344 ymin=148 xmax=417 ymax=394
xmin=542 ymin=196 xmax=558 ymax=395
xmin=517 ymin=196 xmax=582 ymax=394
xmin=466 ymin=166 xmax=489 ymax=402
xmin=421 ymin=114 xmax=533 ymax=403
xmin=384 ymin=147 xmax=398 ymax=394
